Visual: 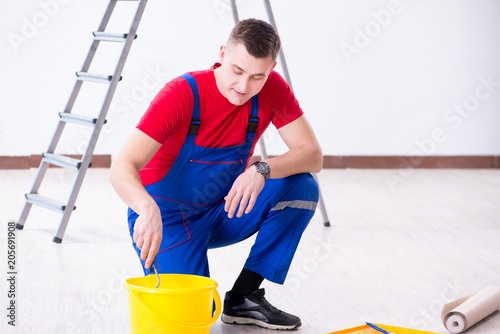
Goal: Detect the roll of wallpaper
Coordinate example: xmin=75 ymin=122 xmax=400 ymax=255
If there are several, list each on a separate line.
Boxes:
xmin=441 ymin=286 xmax=500 ymax=333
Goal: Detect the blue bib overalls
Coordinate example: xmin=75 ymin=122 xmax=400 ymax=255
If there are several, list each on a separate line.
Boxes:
xmin=128 ymin=74 xmax=319 ymax=284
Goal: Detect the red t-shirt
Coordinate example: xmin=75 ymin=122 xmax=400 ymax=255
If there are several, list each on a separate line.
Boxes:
xmin=136 ymin=63 xmax=303 ymax=186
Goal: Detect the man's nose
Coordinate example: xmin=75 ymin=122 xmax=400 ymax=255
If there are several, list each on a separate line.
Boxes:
xmin=237 ymin=77 xmax=250 ymax=93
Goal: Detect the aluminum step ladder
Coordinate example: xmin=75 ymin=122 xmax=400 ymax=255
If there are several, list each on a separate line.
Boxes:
xmin=231 ymin=0 xmax=331 ymax=227
xmin=15 ymin=0 xmax=148 ymax=242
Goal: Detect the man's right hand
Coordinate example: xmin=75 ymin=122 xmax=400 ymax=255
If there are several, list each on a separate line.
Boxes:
xmin=132 ymin=203 xmax=163 ymax=269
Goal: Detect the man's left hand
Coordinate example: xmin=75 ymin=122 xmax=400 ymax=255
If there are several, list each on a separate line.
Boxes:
xmin=224 ymin=165 xmax=265 ymax=218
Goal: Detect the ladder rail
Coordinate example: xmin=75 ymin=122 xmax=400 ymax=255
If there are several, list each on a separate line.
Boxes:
xmin=262 ymin=0 xmax=330 ymax=227
xmin=262 ymin=0 xmax=293 ymax=92
xmin=64 ymin=0 xmax=119 ymax=115
xmin=230 ymin=0 xmax=240 ymax=24
xmin=44 ymin=0 xmax=119 ymax=157
xmin=16 ymin=160 xmax=50 ymax=229
xmin=53 ymin=0 xmax=149 ymax=242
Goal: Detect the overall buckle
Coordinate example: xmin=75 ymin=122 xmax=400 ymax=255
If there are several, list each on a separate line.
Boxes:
xmin=247 ymin=117 xmax=259 ymax=133
xmin=188 ymin=119 xmax=200 ymax=135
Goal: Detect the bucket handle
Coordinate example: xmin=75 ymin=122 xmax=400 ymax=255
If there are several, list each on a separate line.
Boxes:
xmin=151 ymin=263 xmax=160 ymax=289
xmin=131 ymin=288 xmax=222 ymax=331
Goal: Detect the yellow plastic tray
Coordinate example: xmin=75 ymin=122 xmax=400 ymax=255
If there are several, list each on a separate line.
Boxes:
xmin=326 ymin=323 xmax=442 ymax=334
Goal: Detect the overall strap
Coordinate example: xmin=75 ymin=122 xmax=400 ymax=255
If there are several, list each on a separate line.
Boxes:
xmin=246 ymin=95 xmax=260 ymax=134
xmin=180 ymin=73 xmax=201 ymax=136
xmin=240 ymin=94 xmax=260 ymax=167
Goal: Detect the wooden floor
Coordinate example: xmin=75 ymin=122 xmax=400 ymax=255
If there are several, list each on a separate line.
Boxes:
xmin=1 ymin=168 xmax=499 ymax=334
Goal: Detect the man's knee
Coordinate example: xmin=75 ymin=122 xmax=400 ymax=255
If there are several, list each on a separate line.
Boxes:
xmin=286 ymin=173 xmax=319 ymax=203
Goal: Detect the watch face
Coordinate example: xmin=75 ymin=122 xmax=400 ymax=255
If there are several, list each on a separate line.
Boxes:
xmin=256 ymin=162 xmax=270 ymax=180
xmin=258 ymin=163 xmax=270 ymax=173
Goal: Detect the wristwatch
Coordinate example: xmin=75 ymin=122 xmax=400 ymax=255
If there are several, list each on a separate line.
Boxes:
xmin=252 ymin=161 xmax=270 ymax=181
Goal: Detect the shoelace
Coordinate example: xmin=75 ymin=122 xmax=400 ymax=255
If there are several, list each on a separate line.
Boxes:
xmin=252 ymin=294 xmax=281 ymax=313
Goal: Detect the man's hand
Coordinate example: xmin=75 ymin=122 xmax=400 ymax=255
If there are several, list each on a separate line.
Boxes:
xmin=224 ymin=165 xmax=265 ymax=218
xmin=133 ymin=203 xmax=163 ymax=269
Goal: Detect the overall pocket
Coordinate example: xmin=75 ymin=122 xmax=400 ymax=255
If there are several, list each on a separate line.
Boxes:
xmin=186 ymin=143 xmax=248 ymax=203
xmin=157 ymin=210 xmax=192 ymax=254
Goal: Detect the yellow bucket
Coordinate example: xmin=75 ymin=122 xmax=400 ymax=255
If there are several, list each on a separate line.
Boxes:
xmin=123 ymin=274 xmax=221 ymax=334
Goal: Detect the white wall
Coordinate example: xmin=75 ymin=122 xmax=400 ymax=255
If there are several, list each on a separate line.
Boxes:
xmin=1 ymin=0 xmax=499 ymax=158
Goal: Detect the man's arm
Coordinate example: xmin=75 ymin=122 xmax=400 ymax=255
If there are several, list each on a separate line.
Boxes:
xmin=266 ymin=114 xmax=323 ymax=177
xmin=108 ymin=129 xmax=163 ymax=269
xmin=225 ymin=115 xmax=322 ymax=218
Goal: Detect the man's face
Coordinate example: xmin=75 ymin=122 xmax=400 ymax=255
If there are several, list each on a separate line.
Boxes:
xmin=215 ymin=42 xmax=276 ymax=106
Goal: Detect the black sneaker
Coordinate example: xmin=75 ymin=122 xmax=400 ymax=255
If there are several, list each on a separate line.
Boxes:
xmin=221 ymin=288 xmax=302 ymax=330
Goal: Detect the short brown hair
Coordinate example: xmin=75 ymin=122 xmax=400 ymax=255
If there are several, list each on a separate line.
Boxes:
xmin=227 ymin=18 xmax=281 ymax=62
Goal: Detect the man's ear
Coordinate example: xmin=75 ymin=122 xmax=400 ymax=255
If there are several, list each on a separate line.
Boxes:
xmin=271 ymin=61 xmax=277 ymax=72
xmin=219 ymin=45 xmax=226 ymax=63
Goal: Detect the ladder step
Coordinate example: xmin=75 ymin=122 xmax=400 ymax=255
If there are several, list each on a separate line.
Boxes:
xmin=25 ymin=194 xmax=75 ymax=213
xmin=42 ymin=152 xmax=82 ymax=170
xmin=93 ymin=32 xmax=137 ymax=42
xmin=76 ymin=72 xmax=122 ymax=84
xmin=59 ymin=112 xmax=107 ymax=126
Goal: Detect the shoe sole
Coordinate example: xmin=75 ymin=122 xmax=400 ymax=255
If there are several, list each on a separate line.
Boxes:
xmin=221 ymin=314 xmax=301 ymax=330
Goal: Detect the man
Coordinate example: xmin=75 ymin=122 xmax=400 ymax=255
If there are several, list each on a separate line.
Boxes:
xmin=109 ymin=18 xmax=322 ymax=330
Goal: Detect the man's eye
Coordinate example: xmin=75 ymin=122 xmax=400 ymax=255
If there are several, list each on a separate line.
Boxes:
xmin=234 ymin=70 xmax=243 ymax=75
